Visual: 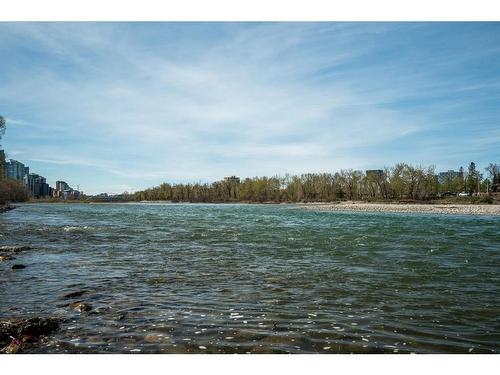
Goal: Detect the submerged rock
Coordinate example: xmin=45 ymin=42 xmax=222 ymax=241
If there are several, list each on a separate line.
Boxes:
xmin=146 ymin=277 xmax=171 ymax=285
xmin=0 ymin=245 xmax=31 ymax=254
xmin=144 ymin=334 xmax=163 ymax=343
xmin=116 ymin=313 xmax=127 ymax=321
xmin=0 ymin=317 xmax=60 ymax=353
xmin=68 ymin=302 xmax=92 ymax=312
xmin=0 ymin=255 xmax=15 ymax=262
xmin=64 ymin=290 xmax=88 ymax=299
xmin=11 ymin=264 xmax=26 ymax=270
xmin=1 ymin=341 xmax=21 ymax=354
xmin=0 ymin=205 xmax=16 ymax=214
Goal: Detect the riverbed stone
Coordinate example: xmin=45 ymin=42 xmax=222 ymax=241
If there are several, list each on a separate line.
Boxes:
xmin=0 ymin=317 xmax=60 ymax=352
xmin=11 ymin=264 xmax=26 ymax=270
xmin=0 ymin=245 xmax=31 ymax=254
xmin=0 ymin=255 xmax=15 ymax=261
xmin=69 ymin=302 xmax=92 ymax=312
xmin=1 ymin=341 xmax=21 ymax=354
xmin=64 ymin=290 xmax=88 ymax=299
xmin=144 ymin=334 xmax=165 ymax=343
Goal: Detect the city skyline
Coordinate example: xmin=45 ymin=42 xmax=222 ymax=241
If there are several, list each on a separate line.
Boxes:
xmin=1 ymin=23 xmax=500 ymax=194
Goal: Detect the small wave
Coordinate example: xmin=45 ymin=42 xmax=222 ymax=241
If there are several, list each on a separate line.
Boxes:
xmin=63 ymin=225 xmax=93 ymax=232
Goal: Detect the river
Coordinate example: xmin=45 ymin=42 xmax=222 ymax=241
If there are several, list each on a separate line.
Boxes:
xmin=1 ymin=203 xmax=499 ymax=353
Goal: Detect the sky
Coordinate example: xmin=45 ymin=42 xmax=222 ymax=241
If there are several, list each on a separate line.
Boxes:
xmin=0 ymin=22 xmax=499 ymax=194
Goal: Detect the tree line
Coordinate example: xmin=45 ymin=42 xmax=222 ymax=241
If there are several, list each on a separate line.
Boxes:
xmin=132 ymin=162 xmax=500 ymax=203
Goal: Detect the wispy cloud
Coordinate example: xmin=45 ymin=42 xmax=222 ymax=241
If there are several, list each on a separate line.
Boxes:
xmin=0 ymin=22 xmax=499 ymax=194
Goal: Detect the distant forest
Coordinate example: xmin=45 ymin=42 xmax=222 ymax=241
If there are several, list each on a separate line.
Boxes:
xmin=132 ymin=162 xmax=500 ymax=203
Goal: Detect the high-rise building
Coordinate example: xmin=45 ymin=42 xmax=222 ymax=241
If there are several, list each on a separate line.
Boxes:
xmin=55 ymin=181 xmax=71 ymax=198
xmin=27 ymin=173 xmax=49 ymax=198
xmin=56 ymin=180 xmax=70 ymax=192
xmin=0 ymin=150 xmax=5 ymax=179
xmin=6 ymin=159 xmax=26 ymax=181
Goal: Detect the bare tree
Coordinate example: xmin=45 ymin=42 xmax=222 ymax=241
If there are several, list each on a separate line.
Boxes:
xmin=485 ymin=163 xmax=499 ymax=180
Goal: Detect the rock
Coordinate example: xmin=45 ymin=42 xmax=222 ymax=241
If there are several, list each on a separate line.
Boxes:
xmin=117 ymin=314 xmax=127 ymax=321
xmin=69 ymin=302 xmax=92 ymax=312
xmin=0 ymin=317 xmax=60 ymax=350
xmin=11 ymin=264 xmax=26 ymax=270
xmin=63 ymin=290 xmax=88 ymax=299
xmin=146 ymin=277 xmax=171 ymax=285
xmin=0 ymin=255 xmax=15 ymax=261
xmin=1 ymin=341 xmax=21 ymax=354
xmin=0 ymin=205 xmax=16 ymax=214
xmin=0 ymin=245 xmax=31 ymax=254
xmin=144 ymin=334 xmax=162 ymax=343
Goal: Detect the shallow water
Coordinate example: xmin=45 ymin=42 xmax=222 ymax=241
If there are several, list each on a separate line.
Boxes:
xmin=1 ymin=203 xmax=499 ymax=353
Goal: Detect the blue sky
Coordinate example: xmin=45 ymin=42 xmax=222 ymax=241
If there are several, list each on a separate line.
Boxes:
xmin=0 ymin=22 xmax=499 ymax=194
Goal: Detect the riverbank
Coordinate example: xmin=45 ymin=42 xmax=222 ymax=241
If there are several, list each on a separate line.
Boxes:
xmin=300 ymin=201 xmax=500 ymax=215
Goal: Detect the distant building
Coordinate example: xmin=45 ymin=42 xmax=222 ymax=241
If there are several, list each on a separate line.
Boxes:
xmin=0 ymin=150 xmax=5 ymax=179
xmin=6 ymin=159 xmax=26 ymax=182
xmin=55 ymin=181 xmax=71 ymax=197
xmin=61 ymin=189 xmax=74 ymax=200
xmin=56 ymin=180 xmax=70 ymax=192
xmin=59 ymin=186 xmax=82 ymax=200
xmin=26 ymin=173 xmax=43 ymax=197
xmin=22 ymin=167 xmax=29 ymax=189
xmin=224 ymin=176 xmax=241 ymax=184
xmin=26 ymin=173 xmax=51 ymax=198
xmin=438 ymin=170 xmax=461 ymax=184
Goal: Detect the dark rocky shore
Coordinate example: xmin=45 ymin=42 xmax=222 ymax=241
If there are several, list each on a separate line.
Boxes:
xmin=0 ymin=205 xmax=93 ymax=354
xmin=0 ymin=243 xmax=60 ymax=353
xmin=0 ymin=241 xmax=95 ymax=354
xmin=0 ymin=317 xmax=60 ymax=353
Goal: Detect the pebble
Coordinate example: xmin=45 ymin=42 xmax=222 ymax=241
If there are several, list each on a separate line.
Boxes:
xmin=2 ymin=342 xmax=21 ymax=354
xmin=68 ymin=302 xmax=92 ymax=312
xmin=144 ymin=334 xmax=162 ymax=343
xmin=0 ymin=317 xmax=59 ymax=353
xmin=0 ymin=245 xmax=32 ymax=253
xmin=302 ymin=202 xmax=500 ymax=216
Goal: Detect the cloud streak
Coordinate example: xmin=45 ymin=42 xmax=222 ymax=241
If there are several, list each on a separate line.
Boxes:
xmin=0 ymin=22 xmax=499 ymax=194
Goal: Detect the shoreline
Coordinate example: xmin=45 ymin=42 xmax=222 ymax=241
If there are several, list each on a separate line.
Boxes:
xmin=300 ymin=201 xmax=500 ymax=216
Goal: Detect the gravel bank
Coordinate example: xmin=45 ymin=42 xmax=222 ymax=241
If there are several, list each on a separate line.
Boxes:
xmin=301 ymin=202 xmax=500 ymax=216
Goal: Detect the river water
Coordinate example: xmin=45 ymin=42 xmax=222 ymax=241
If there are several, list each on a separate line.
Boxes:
xmin=1 ymin=203 xmax=499 ymax=353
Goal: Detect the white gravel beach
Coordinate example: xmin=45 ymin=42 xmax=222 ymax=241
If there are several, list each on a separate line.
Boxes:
xmin=301 ymin=202 xmax=500 ymax=216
